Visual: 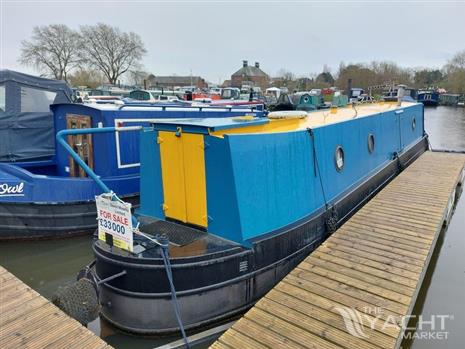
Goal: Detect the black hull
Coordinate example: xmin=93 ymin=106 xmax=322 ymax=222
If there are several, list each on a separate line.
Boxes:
xmin=0 ymin=195 xmax=139 ymax=240
xmin=420 ymin=100 xmax=439 ymax=107
xmin=94 ymin=137 xmax=428 ymax=334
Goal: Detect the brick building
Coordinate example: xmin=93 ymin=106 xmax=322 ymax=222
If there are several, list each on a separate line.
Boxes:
xmin=231 ymin=61 xmax=269 ymax=90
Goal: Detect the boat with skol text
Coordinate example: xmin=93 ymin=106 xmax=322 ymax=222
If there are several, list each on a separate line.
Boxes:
xmin=0 ymin=94 xmax=264 ymax=239
xmin=56 ymin=97 xmax=428 ymax=336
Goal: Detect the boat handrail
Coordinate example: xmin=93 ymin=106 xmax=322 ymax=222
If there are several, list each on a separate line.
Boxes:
xmin=56 ymin=126 xmax=143 ymax=196
xmin=55 ymin=125 xmax=191 ymax=348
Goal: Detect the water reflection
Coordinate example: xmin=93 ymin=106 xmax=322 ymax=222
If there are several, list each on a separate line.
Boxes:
xmin=404 ymin=105 xmax=465 ymax=349
xmin=425 ymin=106 xmax=465 ymax=151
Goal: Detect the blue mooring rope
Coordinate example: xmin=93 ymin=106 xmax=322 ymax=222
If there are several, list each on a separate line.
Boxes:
xmin=157 ymin=235 xmax=191 ymax=349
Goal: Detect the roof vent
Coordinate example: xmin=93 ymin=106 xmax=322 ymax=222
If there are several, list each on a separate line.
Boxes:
xmin=243 ymin=60 xmax=248 ymax=67
xmin=255 ymin=62 xmax=260 ymax=68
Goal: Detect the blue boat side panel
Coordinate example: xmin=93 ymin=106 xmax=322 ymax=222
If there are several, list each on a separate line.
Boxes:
xmin=313 ymin=111 xmax=398 ymax=202
xmin=202 ymin=103 xmax=423 ymax=243
xmin=204 ymin=136 xmax=243 ymax=242
xmin=135 ymin=102 xmax=425 ymax=244
xmin=227 ymin=131 xmax=325 ymax=241
xmin=313 ymin=104 xmax=422 ymax=202
xmin=137 ymin=129 xmax=165 ymax=219
xmin=0 ymin=162 xmax=139 ymax=203
xmin=399 ymin=104 xmax=424 ymax=149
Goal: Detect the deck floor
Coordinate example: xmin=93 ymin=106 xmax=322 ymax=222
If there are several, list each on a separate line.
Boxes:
xmin=212 ymin=151 xmax=465 ymax=349
xmin=0 ymin=266 xmax=113 ymax=349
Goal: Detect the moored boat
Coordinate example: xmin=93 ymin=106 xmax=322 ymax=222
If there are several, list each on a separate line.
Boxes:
xmin=458 ymin=95 xmax=465 ymax=107
xmin=0 ymin=102 xmax=264 ymax=239
xmin=439 ymin=93 xmax=462 ymax=106
xmin=417 ymin=89 xmax=439 ymax=106
xmin=89 ymin=100 xmax=428 ymax=334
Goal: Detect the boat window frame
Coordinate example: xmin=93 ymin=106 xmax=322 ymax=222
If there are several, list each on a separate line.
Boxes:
xmin=368 ymin=134 xmax=375 ymax=154
xmin=334 ymin=145 xmax=344 ymax=172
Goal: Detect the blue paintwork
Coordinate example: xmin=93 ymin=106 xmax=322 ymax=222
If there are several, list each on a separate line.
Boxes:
xmin=0 ymin=162 xmax=138 ymax=203
xmin=140 ymin=103 xmax=425 ymax=244
xmin=221 ymin=131 xmax=324 ymax=240
xmin=137 ymin=129 xmax=165 ymax=219
xmin=0 ymin=103 xmax=263 ymax=204
xmin=152 ymin=117 xmax=268 ymax=134
xmin=417 ymin=91 xmax=439 ymax=106
xmin=56 ymin=126 xmax=125 ymax=194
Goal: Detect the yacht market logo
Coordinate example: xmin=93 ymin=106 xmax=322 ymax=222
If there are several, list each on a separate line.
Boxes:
xmin=335 ymin=306 xmax=371 ymax=338
xmin=335 ymin=306 xmax=453 ymax=341
xmin=0 ymin=182 xmax=25 ymax=197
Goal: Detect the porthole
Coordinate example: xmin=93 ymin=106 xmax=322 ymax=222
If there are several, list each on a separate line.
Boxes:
xmin=335 ymin=146 xmax=344 ymax=172
xmin=368 ymin=134 xmax=375 ymax=154
xmin=412 ymin=117 xmax=416 ymax=131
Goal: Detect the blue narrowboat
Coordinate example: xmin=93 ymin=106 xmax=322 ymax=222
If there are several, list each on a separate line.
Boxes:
xmin=0 ymin=101 xmax=264 ymax=239
xmin=89 ymin=101 xmax=428 ymax=334
xmin=417 ymin=89 xmax=439 ymax=106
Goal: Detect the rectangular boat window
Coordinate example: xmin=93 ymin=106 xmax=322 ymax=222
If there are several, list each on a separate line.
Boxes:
xmin=20 ymin=86 xmax=57 ymax=113
xmin=0 ymin=84 xmax=5 ymax=113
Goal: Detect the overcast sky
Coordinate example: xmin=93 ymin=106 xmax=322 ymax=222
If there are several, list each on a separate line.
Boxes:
xmin=1 ymin=0 xmax=464 ymax=83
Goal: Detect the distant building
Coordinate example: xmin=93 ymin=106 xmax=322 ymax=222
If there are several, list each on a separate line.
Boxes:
xmin=221 ymin=79 xmax=232 ymax=88
xmin=231 ymin=61 xmax=269 ymax=90
xmin=146 ymin=75 xmax=207 ymax=89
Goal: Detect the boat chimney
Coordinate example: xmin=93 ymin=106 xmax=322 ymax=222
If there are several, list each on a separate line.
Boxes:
xmin=397 ymin=85 xmax=405 ymax=106
xmin=255 ymin=62 xmax=260 ymax=68
xmin=347 ymin=78 xmax=352 ymax=97
xmin=243 ymin=60 xmax=248 ymax=67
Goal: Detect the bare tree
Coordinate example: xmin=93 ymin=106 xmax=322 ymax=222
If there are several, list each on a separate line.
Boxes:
xmin=19 ymin=24 xmax=80 ymax=81
xmin=79 ymin=23 xmax=146 ymax=85
xmin=277 ymin=68 xmax=295 ymax=82
xmin=444 ymin=50 xmax=465 ymax=93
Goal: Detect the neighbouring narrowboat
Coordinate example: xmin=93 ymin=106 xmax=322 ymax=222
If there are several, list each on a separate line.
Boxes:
xmin=269 ymin=91 xmax=327 ymax=112
xmin=92 ymin=101 xmax=428 ymax=334
xmin=439 ymin=93 xmax=461 ymax=106
xmin=417 ymin=89 xmax=439 ymax=106
xmin=0 ymin=102 xmax=264 ymax=239
xmin=458 ymin=95 xmax=465 ymax=107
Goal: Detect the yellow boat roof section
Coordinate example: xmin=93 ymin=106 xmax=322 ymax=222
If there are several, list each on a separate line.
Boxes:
xmin=151 ymin=102 xmax=419 ymax=137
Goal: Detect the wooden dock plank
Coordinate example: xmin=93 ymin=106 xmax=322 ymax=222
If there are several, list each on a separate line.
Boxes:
xmin=317 ymin=245 xmax=419 ymax=280
xmin=212 ymin=151 xmax=465 ymax=349
xmin=0 ymin=266 xmax=114 ymax=349
xmin=284 ymin=272 xmax=408 ymax=316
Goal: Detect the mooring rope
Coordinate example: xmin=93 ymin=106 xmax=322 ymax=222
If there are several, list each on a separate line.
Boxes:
xmin=307 ymin=128 xmax=338 ymax=232
xmin=307 ymin=128 xmax=329 ymax=207
xmin=135 ymin=231 xmax=191 ymax=349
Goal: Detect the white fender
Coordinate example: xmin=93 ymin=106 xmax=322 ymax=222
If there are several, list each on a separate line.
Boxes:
xmin=268 ymin=110 xmax=308 ymax=119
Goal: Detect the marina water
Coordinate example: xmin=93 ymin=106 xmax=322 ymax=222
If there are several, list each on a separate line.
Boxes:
xmin=1 ymin=106 xmax=464 ymax=349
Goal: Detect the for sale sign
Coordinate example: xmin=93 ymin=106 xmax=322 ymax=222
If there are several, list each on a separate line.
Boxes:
xmin=96 ymin=194 xmax=133 ymax=252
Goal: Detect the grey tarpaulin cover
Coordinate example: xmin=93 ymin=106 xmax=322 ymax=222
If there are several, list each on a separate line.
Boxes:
xmin=0 ymin=70 xmax=73 ymax=162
